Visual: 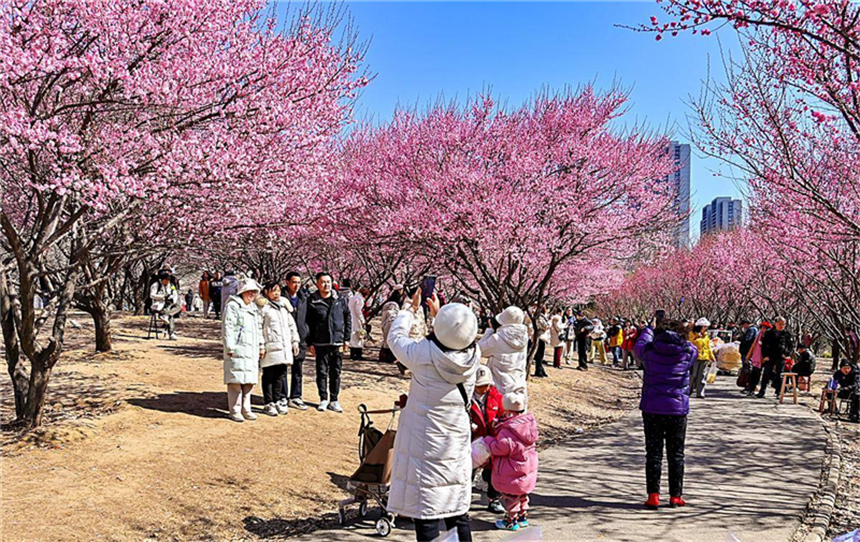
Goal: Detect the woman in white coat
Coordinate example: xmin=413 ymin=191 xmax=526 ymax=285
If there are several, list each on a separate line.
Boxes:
xmin=348 ymin=287 xmax=368 ymax=360
xmin=550 ymin=309 xmax=568 ymax=369
xmin=479 ymin=306 xmax=529 ymax=397
xmin=258 ymin=282 xmax=300 ymax=417
xmin=387 ymin=293 xmax=480 ymax=542
xmin=222 ymin=278 xmax=264 ymax=423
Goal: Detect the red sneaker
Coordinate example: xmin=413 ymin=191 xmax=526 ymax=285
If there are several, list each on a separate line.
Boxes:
xmin=644 ymin=493 xmax=660 ymax=510
xmin=669 ymin=496 xmax=686 ymax=508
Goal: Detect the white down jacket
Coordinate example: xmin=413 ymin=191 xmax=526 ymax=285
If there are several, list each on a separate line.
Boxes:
xmin=479 ymin=324 xmax=529 ymax=396
xmin=222 ymin=295 xmax=263 ymax=385
xmin=386 ymin=310 xmax=480 ymax=520
xmin=258 ymin=298 xmax=299 ymax=368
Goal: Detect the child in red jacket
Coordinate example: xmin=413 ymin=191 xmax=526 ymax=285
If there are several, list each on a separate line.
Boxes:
xmin=471 ymin=365 xmax=504 ymax=514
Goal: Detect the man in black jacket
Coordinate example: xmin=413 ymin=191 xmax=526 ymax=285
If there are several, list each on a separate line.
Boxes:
xmin=833 ymin=361 xmax=860 ymax=422
xmin=306 ymin=271 xmax=351 ymax=413
xmin=573 ymin=311 xmax=594 ymax=371
xmin=738 ymin=320 xmax=758 ymax=364
xmin=757 ymin=317 xmax=795 ymax=398
xmin=284 ymin=271 xmax=310 ymax=411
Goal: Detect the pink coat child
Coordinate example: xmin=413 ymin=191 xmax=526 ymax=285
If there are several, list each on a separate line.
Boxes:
xmin=483 ymin=392 xmax=539 ymax=526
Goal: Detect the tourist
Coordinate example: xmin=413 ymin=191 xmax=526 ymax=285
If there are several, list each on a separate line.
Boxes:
xmin=738 ymin=320 xmax=758 ymax=366
xmin=689 ymin=318 xmax=714 ymax=398
xmin=259 ymin=282 xmax=300 ymax=416
xmin=533 ymin=306 xmax=550 ymax=378
xmin=573 ymin=311 xmax=594 ymax=371
xmin=184 ymin=289 xmax=194 ymax=313
xmin=622 ymin=320 xmax=639 ymax=370
xmin=306 ymin=272 xmax=351 ymax=413
xmin=634 ymin=317 xmax=697 ymax=510
xmin=222 ymin=278 xmax=264 ymax=423
xmin=470 ymin=365 xmax=504 ymax=515
xmin=348 ymin=287 xmax=367 ymax=361
xmin=550 ymin=309 xmax=567 ymax=369
xmin=589 ymin=318 xmax=608 ymax=365
xmin=149 ymin=271 xmax=180 ymax=340
xmin=607 ymin=317 xmax=624 ymax=367
xmin=563 ymin=308 xmax=576 ymax=363
xmin=483 ymin=391 xmax=539 ymax=531
xmin=210 ymin=271 xmax=223 ymax=319
xmin=283 ymin=272 xmax=310 ymax=410
xmin=387 ymin=293 xmax=480 ymax=542
xmin=479 ymin=305 xmax=529 ymax=396
xmin=743 ymin=322 xmax=771 ymax=396
xmin=757 ymin=317 xmax=794 ymax=399
xmin=792 ymin=344 xmax=816 ymax=379
xmin=220 ymin=270 xmax=241 ymax=311
xmin=198 ymin=271 xmax=211 ymax=318
xmin=832 ymin=361 xmax=859 ymax=423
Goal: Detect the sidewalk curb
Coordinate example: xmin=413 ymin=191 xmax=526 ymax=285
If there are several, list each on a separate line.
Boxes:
xmin=802 ymin=419 xmax=842 ymax=542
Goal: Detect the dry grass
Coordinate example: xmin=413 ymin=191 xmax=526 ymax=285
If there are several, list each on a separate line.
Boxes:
xmin=1 ymin=312 xmax=640 ymax=542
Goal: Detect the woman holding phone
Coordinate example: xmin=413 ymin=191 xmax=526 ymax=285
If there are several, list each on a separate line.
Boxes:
xmin=634 ymin=314 xmax=697 ymax=510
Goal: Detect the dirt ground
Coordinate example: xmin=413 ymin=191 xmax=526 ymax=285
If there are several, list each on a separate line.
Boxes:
xmin=0 ymin=312 xmax=640 ymax=542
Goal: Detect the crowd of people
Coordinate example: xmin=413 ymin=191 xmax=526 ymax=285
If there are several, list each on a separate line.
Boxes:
xmin=148 ymin=270 xmax=860 ymax=539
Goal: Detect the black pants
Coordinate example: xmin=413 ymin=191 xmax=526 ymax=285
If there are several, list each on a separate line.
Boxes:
xmin=350 ymin=347 xmax=364 ymax=360
xmin=315 ymin=345 xmax=342 ymax=402
xmin=413 ymin=513 xmax=471 ymax=542
xmin=482 ymin=464 xmax=499 ymax=500
xmin=757 ymin=359 xmax=785 ymax=397
xmin=287 ymin=346 xmax=307 ymax=400
xmin=212 ymin=296 xmax=221 ymax=318
xmin=534 ymin=341 xmax=548 ymax=376
xmin=642 ymin=412 xmax=687 ymax=497
xmin=577 ymin=336 xmax=588 ymax=369
xmin=262 ymin=364 xmax=287 ymax=404
xmin=838 ymin=388 xmax=860 ymax=420
xmin=745 ymin=366 xmax=762 ymax=393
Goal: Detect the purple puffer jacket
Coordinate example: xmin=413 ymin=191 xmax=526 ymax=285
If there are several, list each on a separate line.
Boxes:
xmin=634 ymin=327 xmax=698 ymax=416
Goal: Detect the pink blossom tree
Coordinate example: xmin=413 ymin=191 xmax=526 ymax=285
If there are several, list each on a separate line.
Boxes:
xmin=0 ymin=0 xmax=367 ymax=427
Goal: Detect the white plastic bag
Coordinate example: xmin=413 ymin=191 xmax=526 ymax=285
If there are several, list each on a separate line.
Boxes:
xmin=471 ymin=437 xmax=491 ymax=469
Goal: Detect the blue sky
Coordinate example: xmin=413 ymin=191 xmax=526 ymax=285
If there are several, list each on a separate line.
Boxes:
xmin=278 ymin=1 xmax=744 ymax=239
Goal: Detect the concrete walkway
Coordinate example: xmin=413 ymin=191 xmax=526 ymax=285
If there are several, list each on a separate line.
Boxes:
xmin=312 ymin=373 xmax=826 ymax=542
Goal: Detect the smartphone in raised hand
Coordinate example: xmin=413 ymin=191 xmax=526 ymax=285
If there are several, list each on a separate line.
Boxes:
xmin=655 ymin=309 xmax=666 ymax=325
xmin=421 ymin=275 xmax=436 ymax=305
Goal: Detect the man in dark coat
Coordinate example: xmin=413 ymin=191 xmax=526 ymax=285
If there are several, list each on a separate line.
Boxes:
xmin=833 ymin=361 xmax=860 ymax=423
xmin=573 ymin=311 xmax=594 ymax=371
xmin=738 ymin=320 xmax=758 ymax=365
xmin=284 ymin=271 xmax=310 ymax=410
xmin=306 ymin=271 xmax=351 ymax=413
xmin=757 ymin=317 xmax=794 ymax=398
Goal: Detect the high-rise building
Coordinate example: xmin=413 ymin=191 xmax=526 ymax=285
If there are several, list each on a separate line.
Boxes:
xmin=700 ymin=197 xmax=743 ymax=236
xmin=666 ymin=141 xmax=691 ymax=248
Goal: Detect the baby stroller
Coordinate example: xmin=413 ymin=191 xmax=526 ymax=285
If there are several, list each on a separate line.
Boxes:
xmin=338 ymin=401 xmax=401 ymax=537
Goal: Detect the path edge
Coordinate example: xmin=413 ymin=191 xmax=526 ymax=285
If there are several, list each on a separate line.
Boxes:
xmin=800 ymin=417 xmax=842 ymax=542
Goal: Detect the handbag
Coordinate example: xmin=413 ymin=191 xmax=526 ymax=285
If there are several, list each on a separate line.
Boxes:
xmin=736 ymin=364 xmax=750 ymax=388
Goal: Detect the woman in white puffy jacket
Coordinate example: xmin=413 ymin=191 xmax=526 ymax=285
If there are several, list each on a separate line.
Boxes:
xmin=258 ymin=282 xmax=300 ymax=416
xmin=479 ymin=306 xmax=529 ymax=396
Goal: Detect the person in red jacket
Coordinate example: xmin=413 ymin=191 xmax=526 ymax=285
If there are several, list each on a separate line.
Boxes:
xmin=471 ymin=365 xmax=505 ymax=514
xmin=622 ymin=320 xmax=640 ymax=370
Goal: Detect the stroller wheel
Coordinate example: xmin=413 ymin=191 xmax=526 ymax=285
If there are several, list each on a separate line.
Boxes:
xmin=359 ymin=501 xmax=368 ymax=518
xmin=337 ymin=507 xmax=346 ymax=526
xmin=376 ymin=517 xmax=392 ymax=537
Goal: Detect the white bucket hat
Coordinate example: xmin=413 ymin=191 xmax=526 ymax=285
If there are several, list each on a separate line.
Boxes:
xmin=434 ymin=302 xmax=478 ymax=351
xmin=475 ymin=365 xmax=493 ymax=387
xmin=236 ymin=278 xmax=262 ymax=296
xmin=695 ymin=317 xmax=711 ymax=327
xmin=502 ymin=392 xmax=526 ymax=412
xmin=496 ymin=306 xmax=525 ymax=326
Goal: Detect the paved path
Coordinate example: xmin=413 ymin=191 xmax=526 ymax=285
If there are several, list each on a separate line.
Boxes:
xmin=311 ymin=373 xmax=826 ymax=542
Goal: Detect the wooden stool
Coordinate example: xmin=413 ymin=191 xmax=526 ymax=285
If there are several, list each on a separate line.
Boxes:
xmin=146 ymin=312 xmax=162 ymax=340
xmin=780 ymin=372 xmax=798 ymax=404
xmin=819 ymin=388 xmax=837 ymax=414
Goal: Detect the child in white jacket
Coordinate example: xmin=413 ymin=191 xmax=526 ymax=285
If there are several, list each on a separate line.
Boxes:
xmin=258 ymin=282 xmax=300 ymax=416
xmin=479 ymin=306 xmax=529 ymax=397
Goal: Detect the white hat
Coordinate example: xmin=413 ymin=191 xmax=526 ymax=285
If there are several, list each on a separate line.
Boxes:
xmin=236 ymin=278 xmax=262 ymax=296
xmin=434 ymin=302 xmax=478 ymax=351
xmin=502 ymin=392 xmax=526 ymax=412
xmin=695 ymin=317 xmax=711 ymax=327
xmin=496 ymin=306 xmax=525 ymax=326
xmin=475 ymin=365 xmax=493 ymax=387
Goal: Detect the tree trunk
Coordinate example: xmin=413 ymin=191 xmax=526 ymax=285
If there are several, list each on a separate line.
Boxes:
xmin=21 ymin=359 xmax=53 ymax=429
xmin=91 ymin=302 xmax=112 ymax=353
xmin=832 ymin=337 xmax=841 ymax=371
xmin=1 ymin=272 xmax=29 ymax=420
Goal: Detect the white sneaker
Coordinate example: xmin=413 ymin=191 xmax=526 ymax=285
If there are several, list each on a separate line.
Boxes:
xmin=328 ymin=401 xmax=343 ymax=413
xmin=317 ymin=400 xmax=329 ymax=412
xmin=228 ymin=412 xmax=244 ymax=423
xmin=290 ymin=398 xmax=308 ymax=411
xmin=242 ymin=409 xmax=258 ymax=421
xmin=263 ymin=403 xmax=279 ymax=417
xmin=276 ymin=401 xmax=289 ymax=415
xmin=168 ymin=333 xmax=177 ymax=341
xmin=160 ymin=315 xmax=170 ymax=324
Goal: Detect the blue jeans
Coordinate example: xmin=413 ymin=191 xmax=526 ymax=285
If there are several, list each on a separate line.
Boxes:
xmin=611 ymin=346 xmax=622 ymax=365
